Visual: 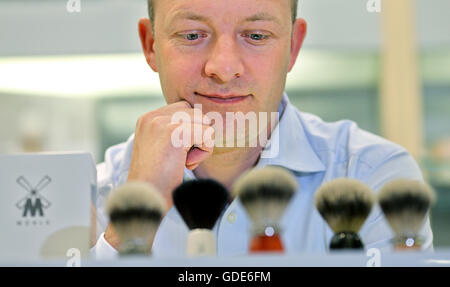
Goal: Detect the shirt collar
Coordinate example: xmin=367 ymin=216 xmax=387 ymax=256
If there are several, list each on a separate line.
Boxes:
xmin=255 ymin=92 xmax=326 ymax=174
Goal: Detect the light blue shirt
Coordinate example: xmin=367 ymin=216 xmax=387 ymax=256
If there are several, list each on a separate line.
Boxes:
xmin=91 ymin=93 xmax=433 ymax=259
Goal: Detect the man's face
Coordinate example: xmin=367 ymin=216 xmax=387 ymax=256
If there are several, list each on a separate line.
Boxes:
xmin=147 ymin=0 xmax=302 ymax=118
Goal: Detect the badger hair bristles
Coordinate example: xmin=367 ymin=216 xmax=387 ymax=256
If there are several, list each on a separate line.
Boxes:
xmin=172 ymin=179 xmax=230 ymax=257
xmin=315 ymin=178 xmax=375 ymax=250
xmin=172 ymin=179 xmax=230 ymax=230
xmin=315 ymin=178 xmax=375 ymax=233
xmin=232 ymin=166 xmax=298 ymax=234
xmin=378 ymin=179 xmax=436 ymax=248
xmin=106 ymin=181 xmax=167 ymax=255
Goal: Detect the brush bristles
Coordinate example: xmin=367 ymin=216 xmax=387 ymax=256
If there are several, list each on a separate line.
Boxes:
xmin=232 ymin=166 xmax=298 ymax=226
xmin=106 ymin=181 xmax=167 ymax=243
xmin=315 ymin=178 xmax=375 ymax=234
xmin=378 ymin=179 xmax=436 ymax=236
xmin=111 ymin=221 xmax=160 ymax=246
xmin=172 ymin=179 xmax=230 ymax=230
xmin=240 ymin=200 xmax=289 ymax=229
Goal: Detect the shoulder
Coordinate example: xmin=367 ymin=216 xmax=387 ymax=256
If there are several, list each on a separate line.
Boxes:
xmin=297 ymin=109 xmax=404 ymax=160
xmin=291 ymin=107 xmax=420 ymax=182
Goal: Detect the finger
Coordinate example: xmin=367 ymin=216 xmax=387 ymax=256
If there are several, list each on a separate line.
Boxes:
xmin=139 ymin=101 xmax=192 ymax=122
xmin=186 ymin=147 xmax=211 ymax=170
xmin=170 ymin=122 xmax=215 ymax=150
xmin=189 ymin=123 xmax=215 ymax=152
xmin=184 ymin=124 xmax=215 ymax=168
xmin=165 ymin=100 xmax=192 ymax=110
xmin=170 ymin=108 xmax=212 ymax=126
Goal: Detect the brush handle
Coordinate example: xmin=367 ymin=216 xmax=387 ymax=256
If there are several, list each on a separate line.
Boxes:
xmin=393 ymin=236 xmax=422 ymax=250
xmin=186 ymin=229 xmax=216 ymax=257
xmin=249 ymin=234 xmax=284 ymax=253
xmin=329 ymin=232 xmax=364 ymax=250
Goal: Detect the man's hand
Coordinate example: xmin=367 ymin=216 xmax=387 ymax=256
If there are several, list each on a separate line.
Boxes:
xmin=104 ymin=101 xmax=214 ymax=250
xmin=127 ymin=100 xmax=214 ymax=204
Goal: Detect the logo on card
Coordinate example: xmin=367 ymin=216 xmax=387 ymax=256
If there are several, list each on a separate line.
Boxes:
xmin=15 ymin=176 xmax=52 ymax=226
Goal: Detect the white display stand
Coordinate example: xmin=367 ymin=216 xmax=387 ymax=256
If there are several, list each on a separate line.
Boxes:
xmin=3 ymin=250 xmax=450 ymax=267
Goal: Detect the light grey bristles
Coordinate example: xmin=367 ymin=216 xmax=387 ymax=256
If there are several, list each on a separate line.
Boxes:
xmin=315 ymin=178 xmax=375 ymax=234
xmin=232 ymin=166 xmax=298 ymax=229
xmin=378 ymin=179 xmax=436 ymax=237
xmin=106 ymin=181 xmax=167 ymax=214
xmin=106 ymin=181 xmax=167 ymax=252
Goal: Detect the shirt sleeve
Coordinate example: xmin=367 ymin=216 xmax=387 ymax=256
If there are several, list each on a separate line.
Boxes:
xmin=90 ymin=159 xmax=119 ymax=260
xmin=356 ymin=149 xmax=434 ymax=252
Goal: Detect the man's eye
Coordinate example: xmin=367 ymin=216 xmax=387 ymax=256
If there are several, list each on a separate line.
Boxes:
xmin=243 ymin=33 xmax=270 ymax=42
xmin=186 ymin=33 xmax=199 ymax=41
xmin=250 ymin=34 xmax=264 ymax=40
xmin=182 ymin=33 xmax=204 ymax=41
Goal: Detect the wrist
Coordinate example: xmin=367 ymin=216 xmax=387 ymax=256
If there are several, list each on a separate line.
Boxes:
xmin=104 ymin=224 xmax=121 ymax=251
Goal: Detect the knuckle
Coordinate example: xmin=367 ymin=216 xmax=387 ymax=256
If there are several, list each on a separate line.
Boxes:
xmin=149 ymin=116 xmax=166 ymax=129
xmin=180 ymin=101 xmax=192 ymax=109
xmin=168 ymin=122 xmax=182 ymax=131
xmin=136 ymin=111 xmax=155 ymax=127
xmin=192 ymin=107 xmax=202 ymax=113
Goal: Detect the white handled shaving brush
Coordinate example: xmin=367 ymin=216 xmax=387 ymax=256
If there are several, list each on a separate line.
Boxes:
xmin=106 ymin=181 xmax=167 ymax=256
xmin=378 ymin=179 xmax=436 ymax=250
xmin=232 ymin=166 xmax=298 ymax=253
xmin=315 ymin=178 xmax=375 ymax=251
xmin=172 ymin=179 xmax=230 ymax=257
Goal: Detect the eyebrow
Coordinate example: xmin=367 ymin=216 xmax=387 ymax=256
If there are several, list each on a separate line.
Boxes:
xmin=168 ymin=11 xmax=281 ymax=26
xmin=243 ymin=12 xmax=281 ymax=25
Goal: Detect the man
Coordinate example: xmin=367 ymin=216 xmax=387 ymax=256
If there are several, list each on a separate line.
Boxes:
xmin=91 ymin=0 xmax=433 ymax=259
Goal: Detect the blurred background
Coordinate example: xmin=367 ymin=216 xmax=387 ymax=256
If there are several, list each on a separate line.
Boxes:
xmin=0 ymin=0 xmax=449 ymax=246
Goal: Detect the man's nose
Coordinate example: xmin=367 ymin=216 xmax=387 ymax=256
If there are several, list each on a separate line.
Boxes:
xmin=204 ymin=35 xmax=244 ymax=83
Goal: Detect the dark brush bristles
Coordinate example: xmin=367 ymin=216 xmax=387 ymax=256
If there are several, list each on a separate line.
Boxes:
xmin=378 ymin=179 xmax=436 ymax=237
xmin=232 ymin=166 xmax=298 ymax=228
xmin=315 ymin=178 xmax=375 ymax=234
xmin=106 ymin=181 xmax=167 ymax=254
xmin=172 ymin=179 xmax=230 ymax=230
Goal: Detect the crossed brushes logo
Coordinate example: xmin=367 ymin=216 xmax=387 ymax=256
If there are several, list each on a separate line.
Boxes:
xmin=15 ymin=176 xmax=52 ymax=217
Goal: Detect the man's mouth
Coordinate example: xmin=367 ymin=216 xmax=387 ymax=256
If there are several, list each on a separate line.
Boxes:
xmin=194 ymin=92 xmax=251 ymax=104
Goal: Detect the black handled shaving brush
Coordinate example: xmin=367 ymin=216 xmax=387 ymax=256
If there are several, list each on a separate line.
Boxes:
xmin=172 ymin=179 xmax=230 ymax=257
xmin=232 ymin=166 xmax=298 ymax=253
xmin=315 ymin=178 xmax=375 ymax=251
xmin=106 ymin=181 xmax=167 ymax=256
xmin=378 ymin=179 xmax=436 ymax=250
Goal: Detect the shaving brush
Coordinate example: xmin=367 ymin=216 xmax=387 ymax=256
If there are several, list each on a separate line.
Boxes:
xmin=315 ymin=178 xmax=375 ymax=251
xmin=106 ymin=181 xmax=167 ymax=256
xmin=232 ymin=166 xmax=298 ymax=253
xmin=378 ymin=179 xmax=436 ymax=250
xmin=172 ymin=179 xmax=230 ymax=257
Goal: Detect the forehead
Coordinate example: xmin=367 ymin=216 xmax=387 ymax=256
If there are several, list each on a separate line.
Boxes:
xmin=154 ymin=0 xmax=291 ymax=28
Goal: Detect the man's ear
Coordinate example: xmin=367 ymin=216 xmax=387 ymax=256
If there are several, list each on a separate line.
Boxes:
xmin=288 ymin=18 xmax=307 ymax=72
xmin=138 ymin=18 xmax=158 ymax=72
